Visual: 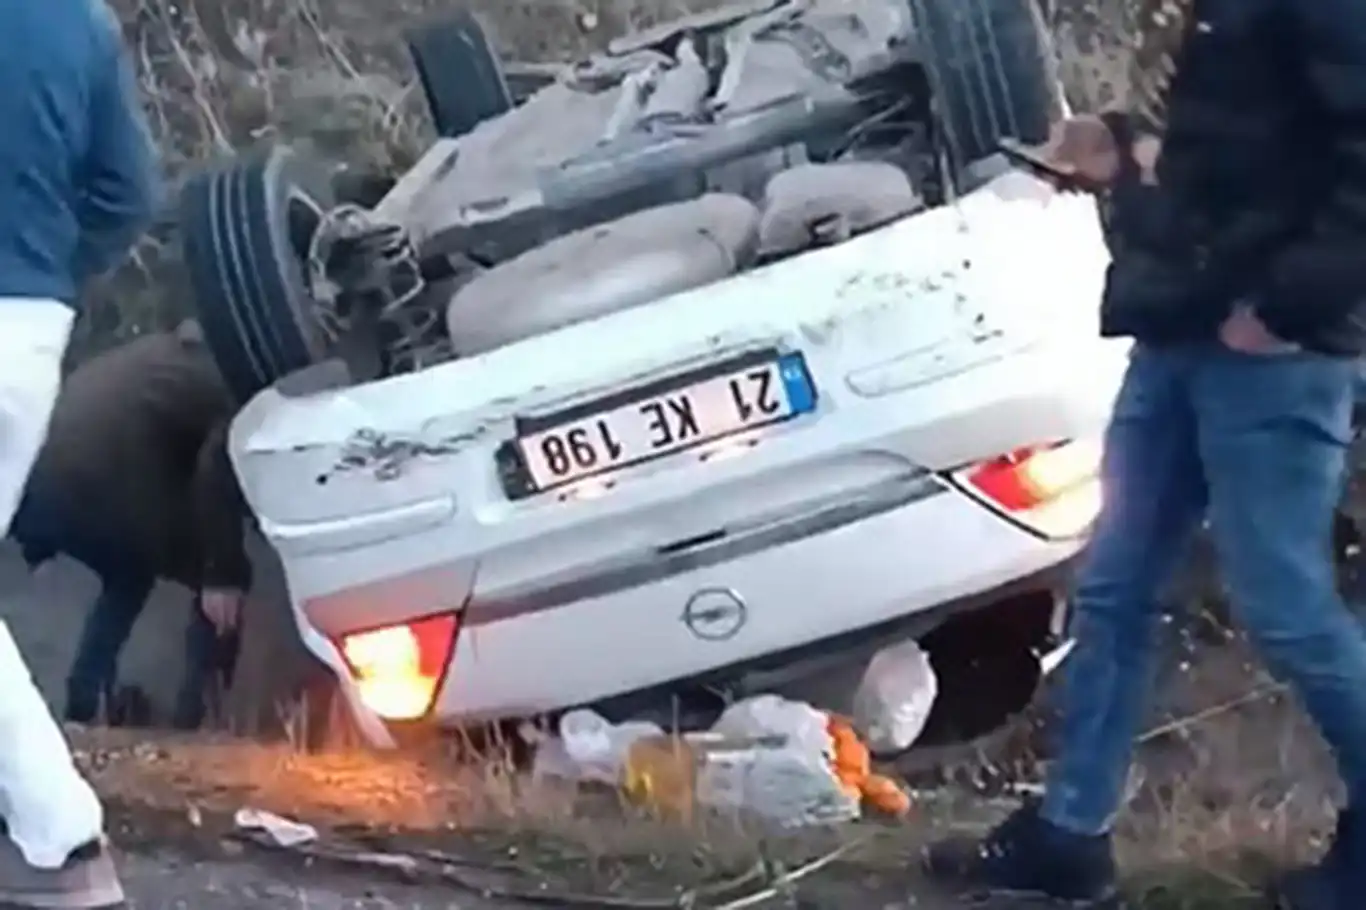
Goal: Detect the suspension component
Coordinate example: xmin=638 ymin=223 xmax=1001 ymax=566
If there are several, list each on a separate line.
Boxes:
xmin=307 ymin=205 xmax=454 ymax=375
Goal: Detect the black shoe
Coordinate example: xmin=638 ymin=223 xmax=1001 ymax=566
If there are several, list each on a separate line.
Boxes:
xmin=922 ymin=800 xmax=1119 ymax=905
xmin=106 ymin=684 xmax=153 ymax=728
xmin=1273 ymin=809 xmax=1365 ymax=910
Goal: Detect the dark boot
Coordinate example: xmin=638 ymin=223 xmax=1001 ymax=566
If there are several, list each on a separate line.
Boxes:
xmin=922 ymin=799 xmax=1119 ymax=905
xmin=1274 ymin=808 xmax=1365 ymax=910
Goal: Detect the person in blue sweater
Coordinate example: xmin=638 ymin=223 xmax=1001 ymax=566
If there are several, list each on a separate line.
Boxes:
xmin=0 ymin=1 xmax=158 ymax=908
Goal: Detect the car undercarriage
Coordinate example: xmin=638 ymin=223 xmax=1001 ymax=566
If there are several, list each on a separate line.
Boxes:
xmin=181 ymin=0 xmax=1063 ymax=402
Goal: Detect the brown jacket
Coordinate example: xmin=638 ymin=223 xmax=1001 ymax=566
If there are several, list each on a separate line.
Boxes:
xmin=20 ymin=324 xmax=251 ymax=591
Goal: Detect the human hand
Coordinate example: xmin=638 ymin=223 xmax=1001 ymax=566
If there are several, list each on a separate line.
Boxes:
xmin=1018 ymin=115 xmax=1123 ymax=192
xmin=1218 ymin=306 xmax=1300 ymax=355
xmin=200 ymin=588 xmax=244 ymax=635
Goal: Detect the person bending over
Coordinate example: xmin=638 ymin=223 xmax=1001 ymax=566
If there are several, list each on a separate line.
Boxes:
xmin=14 ymin=321 xmax=251 ymax=733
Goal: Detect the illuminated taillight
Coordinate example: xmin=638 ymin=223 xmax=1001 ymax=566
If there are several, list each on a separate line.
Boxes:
xmin=337 ymin=612 xmax=458 ymax=721
xmin=956 ymin=438 xmax=1104 ymax=540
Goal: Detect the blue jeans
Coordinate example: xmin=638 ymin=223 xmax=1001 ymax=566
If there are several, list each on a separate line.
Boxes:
xmin=11 ymin=489 xmax=236 ymax=727
xmin=66 ymin=572 xmax=156 ymax=723
xmin=11 ymin=488 xmax=157 ymax=723
xmin=1042 ymin=343 xmax=1366 ymax=834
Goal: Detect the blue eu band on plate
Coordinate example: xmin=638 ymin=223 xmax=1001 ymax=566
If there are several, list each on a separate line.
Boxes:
xmin=514 ymin=351 xmax=816 ymax=493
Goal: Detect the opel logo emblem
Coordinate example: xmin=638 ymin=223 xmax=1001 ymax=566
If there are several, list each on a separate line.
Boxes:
xmin=682 ymin=588 xmax=747 ymax=641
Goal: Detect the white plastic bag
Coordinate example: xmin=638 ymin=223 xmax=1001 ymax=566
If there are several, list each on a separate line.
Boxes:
xmin=534 ymin=709 xmax=664 ymax=785
xmin=234 ymin=808 xmax=318 ymax=847
xmin=694 ymin=739 xmax=860 ymax=827
xmin=852 ymin=639 xmax=938 ymax=755
xmin=700 ymin=695 xmax=857 ymax=827
xmin=710 ymin=694 xmax=833 ymax=764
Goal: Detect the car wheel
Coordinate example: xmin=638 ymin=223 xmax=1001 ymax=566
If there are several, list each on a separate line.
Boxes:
xmin=181 ymin=147 xmax=336 ymax=403
xmin=406 ymin=11 xmax=514 ymax=140
xmin=911 ymin=0 xmax=1063 ymax=172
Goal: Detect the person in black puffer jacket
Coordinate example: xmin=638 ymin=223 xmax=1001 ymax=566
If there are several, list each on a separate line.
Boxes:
xmin=921 ymin=2 xmax=1366 ymax=909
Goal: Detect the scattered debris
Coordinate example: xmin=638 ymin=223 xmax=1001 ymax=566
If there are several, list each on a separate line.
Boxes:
xmin=692 ymin=695 xmax=862 ymax=825
xmin=233 ymin=808 xmax=318 ymax=847
xmin=826 ymin=715 xmax=911 ymax=818
xmin=226 ymin=827 xmax=851 ymax=910
xmin=534 ymin=695 xmax=912 ymax=827
xmin=851 ymin=638 xmax=938 ymax=755
xmin=534 ymin=709 xmax=665 ymax=785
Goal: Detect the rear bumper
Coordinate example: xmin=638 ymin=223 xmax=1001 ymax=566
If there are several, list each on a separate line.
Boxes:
xmin=282 ymin=464 xmax=1086 ymax=749
xmin=590 ymin=558 xmax=1074 ymax=724
xmin=436 ymin=476 xmax=1082 ymax=723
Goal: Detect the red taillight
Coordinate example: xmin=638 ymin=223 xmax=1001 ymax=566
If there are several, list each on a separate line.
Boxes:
xmin=958 ymin=438 xmax=1104 ymax=539
xmin=337 ymin=612 xmax=459 ymax=721
xmin=966 ymin=451 xmax=1045 ymax=511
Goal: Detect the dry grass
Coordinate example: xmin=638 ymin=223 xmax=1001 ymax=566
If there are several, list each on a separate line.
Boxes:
xmin=72 ymin=724 xmax=848 ymax=904
xmin=899 ymin=686 xmax=1335 ymax=909
xmin=1118 ymin=625 xmax=1338 ymax=905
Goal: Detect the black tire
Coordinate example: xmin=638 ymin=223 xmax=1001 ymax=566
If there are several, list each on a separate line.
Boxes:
xmin=181 ymin=147 xmax=335 ymax=403
xmin=911 ymin=0 xmax=1063 ymax=173
xmin=406 ymin=11 xmax=514 ymax=140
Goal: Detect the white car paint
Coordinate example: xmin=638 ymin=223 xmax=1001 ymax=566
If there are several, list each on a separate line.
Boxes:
xmin=228 ymin=170 xmax=1126 ymax=745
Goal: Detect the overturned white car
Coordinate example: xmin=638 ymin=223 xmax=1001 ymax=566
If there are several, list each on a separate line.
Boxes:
xmin=181 ymin=0 xmax=1126 ymax=748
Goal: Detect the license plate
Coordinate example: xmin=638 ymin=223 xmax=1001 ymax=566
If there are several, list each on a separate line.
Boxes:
xmin=502 ymin=351 xmax=816 ymax=496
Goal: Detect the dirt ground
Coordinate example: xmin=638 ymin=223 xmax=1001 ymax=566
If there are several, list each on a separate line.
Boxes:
xmin=112 ymin=850 xmax=525 ymax=909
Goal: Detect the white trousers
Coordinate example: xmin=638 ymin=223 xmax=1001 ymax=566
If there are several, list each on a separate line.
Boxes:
xmin=0 ymin=299 xmax=105 ymax=870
